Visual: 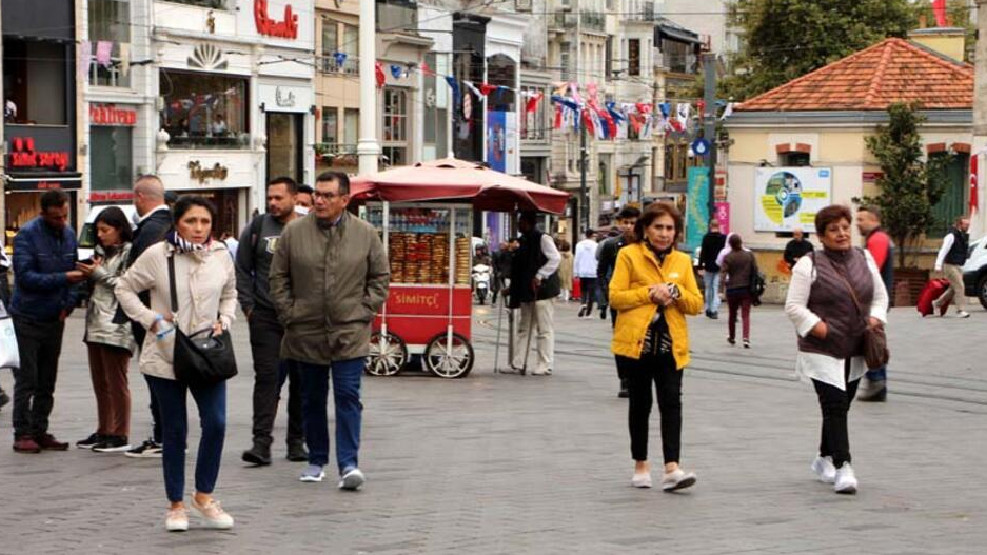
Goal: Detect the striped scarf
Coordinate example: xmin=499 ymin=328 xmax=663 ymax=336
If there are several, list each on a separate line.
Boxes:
xmin=165 ymin=231 xmax=210 ymax=254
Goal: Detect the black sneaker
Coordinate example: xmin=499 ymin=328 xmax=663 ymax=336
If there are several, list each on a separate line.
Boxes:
xmin=286 ymin=440 xmax=308 ymax=462
xmin=125 ymin=438 xmax=163 ymax=458
xmin=242 ymin=444 xmax=272 ymax=466
xmin=0 ymin=389 xmax=9 ymax=411
xmin=93 ymin=436 xmax=132 ymax=453
xmin=76 ymin=432 xmax=103 ymax=450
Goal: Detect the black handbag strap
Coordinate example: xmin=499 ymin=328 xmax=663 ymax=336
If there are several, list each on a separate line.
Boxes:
xmin=167 ymin=254 xmax=178 ymax=315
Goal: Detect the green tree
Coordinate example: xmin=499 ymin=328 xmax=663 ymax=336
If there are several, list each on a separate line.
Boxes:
xmin=856 ymin=103 xmax=950 ymax=268
xmin=723 ymin=0 xmax=915 ymax=101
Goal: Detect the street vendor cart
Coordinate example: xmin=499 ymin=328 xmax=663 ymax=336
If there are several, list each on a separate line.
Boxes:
xmin=350 ymin=158 xmax=569 ymax=379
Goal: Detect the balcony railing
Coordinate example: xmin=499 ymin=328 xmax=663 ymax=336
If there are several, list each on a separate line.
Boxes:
xmin=581 ymin=11 xmax=605 ymax=31
xmin=316 ymin=143 xmax=359 ymax=167
xmin=319 ymin=55 xmax=359 ymax=75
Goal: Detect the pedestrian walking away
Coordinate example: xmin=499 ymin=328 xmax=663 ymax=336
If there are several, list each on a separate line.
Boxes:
xmin=120 ymin=175 xmax=173 ymax=458
xmin=855 ymin=205 xmax=894 ymax=401
xmin=556 ymin=240 xmax=574 ymax=302
xmin=76 ymin=207 xmax=138 ymax=453
xmin=573 ymin=230 xmax=599 ymax=318
xmin=933 ymin=216 xmax=971 ymax=318
xmin=596 ymin=206 xmax=641 ymax=397
xmin=269 ymin=172 xmax=390 ymax=489
xmin=721 ymin=234 xmax=757 ymax=349
xmin=699 ymin=220 xmax=726 ymax=319
xmin=116 ymin=195 xmax=238 ymax=531
xmin=237 ymin=177 xmax=307 ymax=466
xmin=784 ymin=226 xmax=815 ymax=270
xmin=784 ymin=204 xmax=889 ymax=495
xmin=507 ymin=212 xmax=561 ymax=376
xmin=609 ymin=202 xmax=702 ymax=492
xmin=10 ymin=190 xmax=85 ymax=454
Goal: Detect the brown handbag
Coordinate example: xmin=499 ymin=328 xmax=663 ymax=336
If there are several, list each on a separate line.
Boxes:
xmin=831 ymin=260 xmax=890 ymax=370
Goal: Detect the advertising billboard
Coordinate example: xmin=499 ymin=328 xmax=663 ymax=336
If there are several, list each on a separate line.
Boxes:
xmin=753 ymin=167 xmax=832 ymax=233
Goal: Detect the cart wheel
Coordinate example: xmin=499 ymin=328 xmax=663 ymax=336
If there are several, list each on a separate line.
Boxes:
xmin=423 ymin=332 xmax=474 ymax=379
xmin=366 ymin=332 xmax=408 ymax=377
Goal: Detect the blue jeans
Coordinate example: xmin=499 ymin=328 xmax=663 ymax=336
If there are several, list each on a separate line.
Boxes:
xmin=865 ymin=366 xmax=887 ymax=381
xmin=295 ymin=358 xmax=364 ymax=473
xmin=704 ymin=271 xmax=721 ymax=314
xmin=146 ymin=375 xmax=226 ymax=503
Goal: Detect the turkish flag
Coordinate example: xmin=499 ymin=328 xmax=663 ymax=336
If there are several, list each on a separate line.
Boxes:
xmin=375 ymin=62 xmax=386 ymax=88
xmin=932 ymin=0 xmax=947 ymax=27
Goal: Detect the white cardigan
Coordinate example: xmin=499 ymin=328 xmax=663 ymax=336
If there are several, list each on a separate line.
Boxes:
xmin=784 ymin=251 xmax=889 ymax=390
xmin=116 ymin=241 xmax=237 ymax=380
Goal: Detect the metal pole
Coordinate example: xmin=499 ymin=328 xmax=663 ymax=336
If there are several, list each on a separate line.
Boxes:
xmin=703 ymin=53 xmax=717 ymax=220
xmin=575 ymin=0 xmax=588 ymax=233
xmin=357 ymin=1 xmax=379 ymax=175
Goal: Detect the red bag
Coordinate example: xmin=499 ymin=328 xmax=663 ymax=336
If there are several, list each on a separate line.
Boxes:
xmin=916 ymin=278 xmax=951 ymax=317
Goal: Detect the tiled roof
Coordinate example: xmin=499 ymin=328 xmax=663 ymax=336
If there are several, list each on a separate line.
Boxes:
xmin=736 ymin=38 xmax=973 ymax=112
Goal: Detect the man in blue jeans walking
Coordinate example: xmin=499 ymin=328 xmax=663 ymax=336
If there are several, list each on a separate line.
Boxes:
xmin=269 ymin=172 xmax=390 ymax=489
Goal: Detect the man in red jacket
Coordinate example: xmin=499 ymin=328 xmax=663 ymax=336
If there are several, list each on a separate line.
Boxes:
xmin=856 ymin=205 xmax=893 ymax=402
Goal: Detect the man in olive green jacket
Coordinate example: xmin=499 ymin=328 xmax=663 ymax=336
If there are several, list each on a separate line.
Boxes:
xmin=270 ymin=172 xmax=390 ymax=489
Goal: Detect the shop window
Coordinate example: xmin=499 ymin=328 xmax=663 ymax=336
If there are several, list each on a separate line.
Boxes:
xmin=90 ymin=126 xmax=133 ymax=191
xmin=422 ymin=53 xmax=448 ymax=159
xmin=321 ymin=107 xmax=338 ymax=145
xmin=381 ymin=145 xmax=406 ymax=167
xmin=267 ymin=113 xmax=302 ymax=183
xmin=159 ymin=69 xmax=249 ymax=149
xmin=779 ymin=152 xmax=810 ymax=166
xmin=88 ymin=0 xmax=131 ymax=87
xmin=3 ymin=39 xmax=68 ymax=125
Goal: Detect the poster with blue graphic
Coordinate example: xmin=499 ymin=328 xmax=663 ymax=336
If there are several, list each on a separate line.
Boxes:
xmin=753 ymin=167 xmax=832 ymax=232
xmin=686 ymin=167 xmax=710 ymax=251
xmin=487 ymin=111 xmax=507 ymax=173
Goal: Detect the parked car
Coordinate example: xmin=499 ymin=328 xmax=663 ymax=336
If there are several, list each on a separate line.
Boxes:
xmin=962 ymin=235 xmax=987 ymax=309
xmin=77 ymin=204 xmax=138 ymax=262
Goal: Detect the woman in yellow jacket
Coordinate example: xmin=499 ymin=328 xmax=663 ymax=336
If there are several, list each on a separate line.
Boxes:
xmin=610 ymin=202 xmax=703 ymax=491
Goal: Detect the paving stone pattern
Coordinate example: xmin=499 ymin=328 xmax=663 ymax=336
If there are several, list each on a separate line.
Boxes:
xmin=0 ymin=302 xmax=985 ymax=554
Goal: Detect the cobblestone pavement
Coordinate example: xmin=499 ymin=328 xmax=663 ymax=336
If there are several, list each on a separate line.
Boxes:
xmin=0 ymin=300 xmax=985 ymax=554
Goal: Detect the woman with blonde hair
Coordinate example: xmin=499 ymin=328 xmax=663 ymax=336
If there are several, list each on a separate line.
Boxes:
xmin=609 ymin=202 xmax=703 ymax=491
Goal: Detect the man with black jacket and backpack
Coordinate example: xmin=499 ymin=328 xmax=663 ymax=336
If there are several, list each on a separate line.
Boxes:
xmin=507 ymin=212 xmax=561 ymax=376
xmin=237 ymin=177 xmax=307 ymax=465
xmin=123 ymin=175 xmax=173 ymax=458
xmin=596 ymin=206 xmax=640 ymax=397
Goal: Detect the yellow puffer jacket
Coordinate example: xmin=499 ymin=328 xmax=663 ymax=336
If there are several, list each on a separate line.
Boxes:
xmin=609 ymin=243 xmax=703 ymax=368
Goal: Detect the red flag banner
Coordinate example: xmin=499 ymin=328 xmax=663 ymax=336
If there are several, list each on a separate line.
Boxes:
xmin=375 ymin=62 xmax=386 ymax=88
xmin=932 ymin=0 xmax=947 ymax=26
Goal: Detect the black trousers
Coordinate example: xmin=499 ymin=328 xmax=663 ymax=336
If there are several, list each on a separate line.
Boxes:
xmin=627 ymin=351 xmax=682 ymax=463
xmin=812 ymin=361 xmax=860 ymax=468
xmin=579 ymin=277 xmax=597 ymax=312
xmin=133 ymin=323 xmax=162 ymax=443
xmin=248 ymin=308 xmax=303 ymax=448
xmin=610 ymin=309 xmax=629 ymax=382
xmin=12 ymin=316 xmax=65 ymax=438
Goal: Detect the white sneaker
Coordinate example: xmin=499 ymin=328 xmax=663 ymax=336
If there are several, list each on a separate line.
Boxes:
xmin=164 ymin=507 xmax=189 ymax=532
xmin=338 ymin=467 xmax=365 ymax=491
xmin=191 ymin=496 xmax=234 ymax=529
xmin=631 ymin=472 xmax=652 ymax=488
xmin=834 ymin=464 xmax=858 ymax=494
xmin=661 ymin=468 xmax=697 ymax=492
xmin=300 ymin=464 xmax=325 ymax=482
xmin=957 ymin=310 xmax=971 ymax=318
xmin=811 ymin=455 xmax=836 ymax=483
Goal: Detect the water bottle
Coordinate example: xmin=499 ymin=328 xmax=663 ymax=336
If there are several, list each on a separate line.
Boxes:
xmin=154 ymin=315 xmax=176 ymax=362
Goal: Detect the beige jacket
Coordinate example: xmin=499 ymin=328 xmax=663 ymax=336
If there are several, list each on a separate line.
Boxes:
xmin=115 ymin=241 xmax=238 ymax=380
xmin=269 ymin=211 xmax=390 ymax=364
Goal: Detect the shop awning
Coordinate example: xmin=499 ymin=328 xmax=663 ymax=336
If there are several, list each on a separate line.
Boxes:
xmin=351 ymin=158 xmax=570 ymax=214
xmin=5 ymin=173 xmax=82 ymax=192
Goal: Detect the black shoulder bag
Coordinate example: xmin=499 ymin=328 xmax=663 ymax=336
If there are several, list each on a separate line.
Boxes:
xmin=748 ymin=252 xmax=766 ymax=306
xmin=168 ymin=255 xmax=238 ymax=385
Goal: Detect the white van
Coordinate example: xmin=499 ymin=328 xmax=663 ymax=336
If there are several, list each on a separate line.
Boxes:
xmin=77 ymin=204 xmax=139 ymax=262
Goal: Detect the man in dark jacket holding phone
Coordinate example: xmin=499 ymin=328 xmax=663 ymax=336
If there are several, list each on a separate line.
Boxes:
xmin=10 ymin=190 xmax=84 ymax=453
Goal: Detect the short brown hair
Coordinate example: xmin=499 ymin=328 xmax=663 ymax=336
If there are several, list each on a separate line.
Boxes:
xmin=634 ymin=201 xmax=684 ymax=243
xmin=814 ymin=204 xmax=852 ymax=235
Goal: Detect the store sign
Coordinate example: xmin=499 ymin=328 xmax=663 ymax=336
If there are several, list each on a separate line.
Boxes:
xmin=89 ymin=191 xmax=135 ymax=202
xmin=90 ymin=104 xmax=137 ymax=126
xmin=275 ymin=86 xmax=296 ymax=107
xmin=188 ymin=160 xmax=229 ymax=183
xmin=7 ymin=137 xmax=69 ymax=172
xmin=254 ymin=0 xmax=298 ymax=39
xmin=7 ymin=176 xmax=82 ymax=192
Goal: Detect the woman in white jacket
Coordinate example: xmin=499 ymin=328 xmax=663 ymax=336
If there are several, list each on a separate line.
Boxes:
xmin=116 ymin=195 xmax=237 ymax=532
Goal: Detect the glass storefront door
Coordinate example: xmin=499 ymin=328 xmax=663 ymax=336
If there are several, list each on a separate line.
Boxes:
xmin=266 ymin=113 xmax=303 ymax=184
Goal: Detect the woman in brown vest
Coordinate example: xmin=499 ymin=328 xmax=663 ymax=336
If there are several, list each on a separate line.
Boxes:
xmin=784 ymin=205 xmax=888 ymax=495
xmin=720 ymin=234 xmax=756 ymax=348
